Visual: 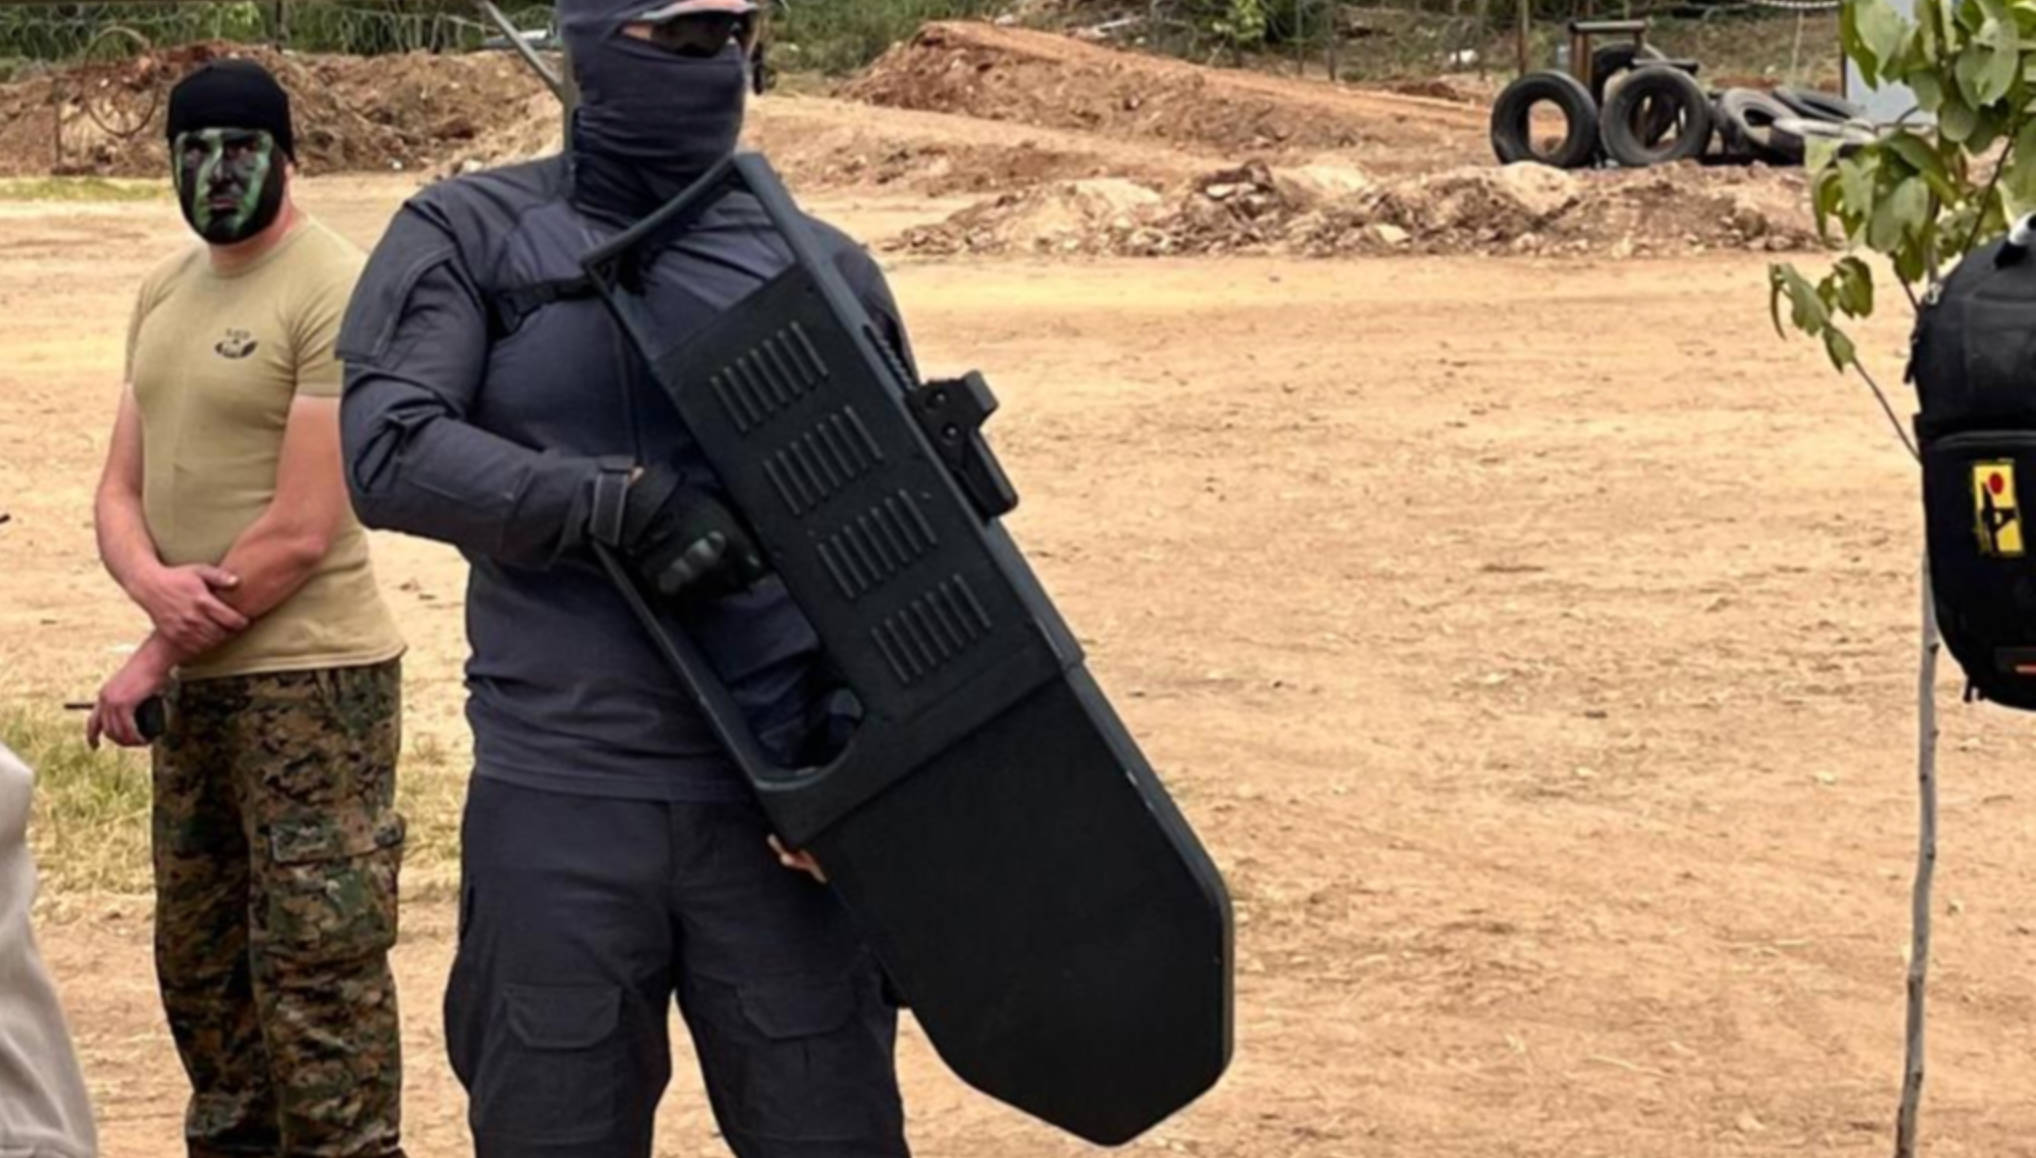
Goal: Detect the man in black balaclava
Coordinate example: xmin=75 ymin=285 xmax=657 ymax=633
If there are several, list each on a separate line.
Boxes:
xmin=336 ymin=2 xmax=914 ymax=1156
xmin=165 ymin=58 xmax=294 ymax=244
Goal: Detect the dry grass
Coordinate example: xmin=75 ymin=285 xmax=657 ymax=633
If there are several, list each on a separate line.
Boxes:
xmin=0 ymin=176 xmax=165 ymax=201
xmin=2 ymin=702 xmax=466 ymax=899
xmin=396 ymin=730 xmax=464 ymax=897
xmin=3 ymin=705 xmax=152 ymax=895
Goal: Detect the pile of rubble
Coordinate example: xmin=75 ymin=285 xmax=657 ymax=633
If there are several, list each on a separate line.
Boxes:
xmin=891 ymin=159 xmax=1821 ymax=259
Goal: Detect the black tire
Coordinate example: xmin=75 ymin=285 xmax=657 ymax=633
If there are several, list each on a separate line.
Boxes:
xmin=1592 ymin=45 xmax=1685 ymax=146
xmin=1491 ymin=70 xmax=1601 ymax=170
xmin=1589 ymin=41 xmax=1666 ymax=109
xmin=1774 ymin=86 xmax=1866 ymax=124
xmin=1705 ymin=92 xmax=1753 ymax=163
xmin=1599 ymin=65 xmax=1715 ymax=168
xmin=1716 ymin=88 xmax=1805 ymax=165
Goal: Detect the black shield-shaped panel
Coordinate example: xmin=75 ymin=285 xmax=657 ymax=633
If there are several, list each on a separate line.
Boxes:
xmin=582 ymin=153 xmax=1233 ymax=1146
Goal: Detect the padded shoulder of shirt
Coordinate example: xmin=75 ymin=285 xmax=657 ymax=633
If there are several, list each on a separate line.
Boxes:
xmin=401 ymin=155 xmax=571 ymax=277
xmin=804 ymin=213 xmax=885 ymax=285
xmin=394 ymin=156 xmax=890 ymax=313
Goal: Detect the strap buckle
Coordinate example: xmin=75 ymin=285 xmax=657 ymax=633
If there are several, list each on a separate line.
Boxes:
xmin=589 ymin=456 xmax=635 ymax=546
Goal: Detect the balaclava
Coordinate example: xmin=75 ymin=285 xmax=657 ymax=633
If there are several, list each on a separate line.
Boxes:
xmin=165 ymin=59 xmax=294 ymax=245
xmin=561 ymin=0 xmax=752 ymax=223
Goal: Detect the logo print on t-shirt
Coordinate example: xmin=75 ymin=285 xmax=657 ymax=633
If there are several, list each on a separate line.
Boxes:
xmin=214 ymin=329 xmax=259 ymax=360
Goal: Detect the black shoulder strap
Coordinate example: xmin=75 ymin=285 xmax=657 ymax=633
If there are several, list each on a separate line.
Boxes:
xmin=485 ymin=273 xmax=598 ymax=338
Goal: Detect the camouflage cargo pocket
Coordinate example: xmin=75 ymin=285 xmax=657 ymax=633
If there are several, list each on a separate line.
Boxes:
xmin=261 ymin=811 xmax=406 ymax=966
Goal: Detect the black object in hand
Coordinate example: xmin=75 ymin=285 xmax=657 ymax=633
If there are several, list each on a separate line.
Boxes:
xmin=63 ymin=694 xmax=168 ymax=743
xmin=136 ymin=695 xmax=167 ymax=742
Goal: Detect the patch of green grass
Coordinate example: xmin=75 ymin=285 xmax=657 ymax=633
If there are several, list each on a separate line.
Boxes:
xmin=2 ymin=706 xmax=152 ymax=895
xmin=0 ymin=177 xmax=169 ymax=203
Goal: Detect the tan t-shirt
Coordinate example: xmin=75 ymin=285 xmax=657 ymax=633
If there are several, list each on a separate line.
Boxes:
xmin=126 ymin=218 xmax=404 ymax=681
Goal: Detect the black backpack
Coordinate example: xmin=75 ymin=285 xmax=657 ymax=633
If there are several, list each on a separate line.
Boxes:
xmin=1912 ymin=216 xmax=2036 ymax=709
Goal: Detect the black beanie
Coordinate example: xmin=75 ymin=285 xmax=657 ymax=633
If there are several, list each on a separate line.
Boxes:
xmin=166 ymin=59 xmax=295 ymax=160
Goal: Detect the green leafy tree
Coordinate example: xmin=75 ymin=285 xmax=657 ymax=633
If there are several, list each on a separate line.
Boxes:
xmin=1209 ymin=0 xmax=1268 ymax=49
xmin=1770 ymin=7 xmax=2036 ymax=1155
xmin=1771 ymin=0 xmax=2036 ymax=398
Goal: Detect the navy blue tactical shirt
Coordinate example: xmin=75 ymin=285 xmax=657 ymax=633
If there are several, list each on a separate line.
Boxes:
xmin=337 ymin=155 xmax=917 ymax=800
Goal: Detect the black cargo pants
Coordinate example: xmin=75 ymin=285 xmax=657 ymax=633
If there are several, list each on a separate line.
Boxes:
xmin=445 ymin=778 xmax=908 ymax=1158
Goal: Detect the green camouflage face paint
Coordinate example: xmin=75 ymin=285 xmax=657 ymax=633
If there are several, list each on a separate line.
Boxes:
xmin=173 ymin=128 xmax=283 ymax=244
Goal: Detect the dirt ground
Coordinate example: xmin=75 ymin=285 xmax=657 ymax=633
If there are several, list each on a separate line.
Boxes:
xmin=7 ymin=166 xmax=2036 ymax=1156
xmin=4 ymin=16 xmax=2035 ymax=1158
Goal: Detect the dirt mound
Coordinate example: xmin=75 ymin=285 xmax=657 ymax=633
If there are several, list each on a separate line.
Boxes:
xmin=842 ymin=21 xmax=1486 ymax=173
xmin=444 ymin=90 xmax=1215 ymax=195
xmin=437 ymin=89 xmax=567 ymax=173
xmin=0 ymin=43 xmax=547 ymax=177
xmin=891 ymin=160 xmax=1821 ymax=258
xmin=745 ymin=94 xmax=1211 ymax=195
xmin=924 ymin=177 xmax=1164 ymax=251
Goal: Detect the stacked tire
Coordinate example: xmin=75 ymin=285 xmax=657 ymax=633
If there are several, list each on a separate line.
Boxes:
xmin=1492 ymin=63 xmax=1876 ymax=172
xmin=1711 ymin=87 xmax=1876 ymax=166
xmin=1489 ymin=70 xmax=1603 ymax=170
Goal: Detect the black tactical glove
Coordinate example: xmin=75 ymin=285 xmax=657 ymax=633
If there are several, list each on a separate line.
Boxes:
xmin=595 ymin=462 xmax=769 ymax=601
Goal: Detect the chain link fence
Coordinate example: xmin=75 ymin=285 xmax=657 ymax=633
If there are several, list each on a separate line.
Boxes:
xmin=0 ymin=0 xmax=1839 ymax=174
xmin=0 ymin=3 xmax=565 ymax=174
xmin=0 ymin=2 xmax=557 ymax=77
xmin=1086 ymin=0 xmax=1835 ymax=81
xmin=0 ymin=0 xmax=1832 ymax=80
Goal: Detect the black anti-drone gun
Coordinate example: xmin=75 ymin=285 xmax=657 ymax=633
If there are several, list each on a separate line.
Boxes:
xmin=581 ymin=153 xmax=1233 ymax=1146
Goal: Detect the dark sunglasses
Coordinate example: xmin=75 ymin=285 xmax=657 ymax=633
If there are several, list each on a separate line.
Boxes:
xmin=642 ymin=11 xmax=760 ymax=58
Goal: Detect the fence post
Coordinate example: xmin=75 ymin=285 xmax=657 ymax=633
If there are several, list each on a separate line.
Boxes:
xmin=272 ymin=0 xmax=290 ymax=46
xmin=1325 ymin=0 xmax=1339 ymax=82
xmin=1516 ymin=0 xmax=1529 ymax=75
xmin=1294 ymin=0 xmax=1307 ymax=77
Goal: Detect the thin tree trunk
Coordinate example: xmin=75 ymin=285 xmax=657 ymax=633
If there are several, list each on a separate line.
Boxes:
xmin=1894 ymin=557 xmax=1939 ymax=1158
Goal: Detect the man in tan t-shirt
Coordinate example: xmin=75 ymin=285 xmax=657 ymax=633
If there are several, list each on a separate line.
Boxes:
xmin=82 ymin=60 xmax=408 ymax=1158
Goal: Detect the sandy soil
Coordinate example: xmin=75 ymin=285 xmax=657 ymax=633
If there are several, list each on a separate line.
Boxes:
xmin=4 ymin=162 xmax=2036 ymax=1157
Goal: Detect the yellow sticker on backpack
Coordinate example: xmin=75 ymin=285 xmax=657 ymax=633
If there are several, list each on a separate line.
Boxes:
xmin=1974 ymin=460 xmax=2025 ymax=557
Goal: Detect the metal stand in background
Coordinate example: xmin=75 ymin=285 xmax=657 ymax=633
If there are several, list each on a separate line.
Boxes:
xmin=473 ymin=0 xmax=575 ymax=148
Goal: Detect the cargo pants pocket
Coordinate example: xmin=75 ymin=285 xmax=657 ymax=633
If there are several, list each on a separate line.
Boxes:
xmin=259 ymin=812 xmax=405 ymax=965
xmin=467 ymin=983 xmax=624 ymax=1148
xmin=700 ymin=967 xmax=905 ymax=1150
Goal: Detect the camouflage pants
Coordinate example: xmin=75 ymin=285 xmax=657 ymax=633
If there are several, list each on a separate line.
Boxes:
xmin=152 ymin=659 xmax=407 ymax=1158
